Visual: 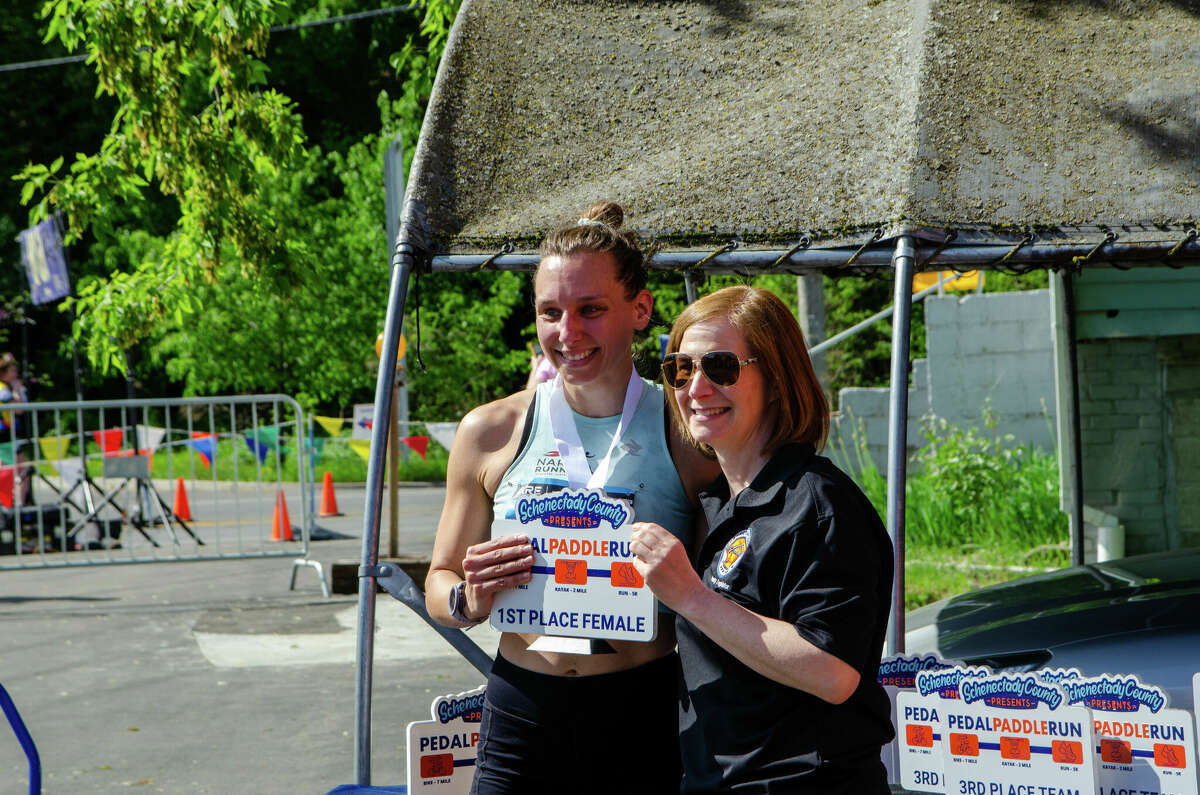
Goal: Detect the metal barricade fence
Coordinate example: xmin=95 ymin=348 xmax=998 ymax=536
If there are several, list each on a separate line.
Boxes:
xmin=0 ymin=395 xmax=326 ymax=592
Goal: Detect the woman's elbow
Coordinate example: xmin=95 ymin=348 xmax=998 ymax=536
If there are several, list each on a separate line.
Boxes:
xmin=818 ymin=664 xmax=860 ymax=705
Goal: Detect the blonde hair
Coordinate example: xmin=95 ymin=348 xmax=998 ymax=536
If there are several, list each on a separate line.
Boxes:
xmin=664 ymin=286 xmax=829 ymax=456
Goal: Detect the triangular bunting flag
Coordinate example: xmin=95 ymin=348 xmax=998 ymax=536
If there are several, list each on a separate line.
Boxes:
xmin=39 ymin=435 xmax=71 ymax=461
xmin=248 ymin=426 xmax=289 ymax=457
xmin=251 ymin=425 xmax=280 ymax=449
xmin=55 ymin=458 xmax=85 ymax=486
xmin=402 ymin=435 xmax=429 ymax=460
xmin=186 ymin=434 xmax=216 ymax=467
xmin=425 ymin=422 xmax=459 ymax=454
xmin=134 ymin=425 xmax=166 ymax=454
xmin=0 ymin=466 xmax=13 ymax=509
xmin=92 ymin=428 xmax=124 ymax=454
xmin=243 ymin=435 xmax=270 ymax=465
xmin=307 ymin=436 xmax=327 ymax=464
xmin=314 ymin=415 xmax=345 ymax=437
xmin=348 ymin=439 xmax=371 ymax=464
xmin=0 ymin=441 xmax=15 ymax=466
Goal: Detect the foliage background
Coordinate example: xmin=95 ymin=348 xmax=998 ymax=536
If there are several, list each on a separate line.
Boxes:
xmin=3 ymin=0 xmax=1047 ymax=421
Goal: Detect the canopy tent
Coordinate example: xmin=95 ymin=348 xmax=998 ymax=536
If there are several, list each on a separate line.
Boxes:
xmin=350 ymin=0 xmax=1199 ymax=785
xmin=410 ymin=0 xmax=1198 ymax=255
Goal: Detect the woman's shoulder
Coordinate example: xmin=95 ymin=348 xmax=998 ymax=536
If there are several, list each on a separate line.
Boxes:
xmin=454 ymin=389 xmax=537 ymax=453
xmin=779 ymin=454 xmax=882 ymax=524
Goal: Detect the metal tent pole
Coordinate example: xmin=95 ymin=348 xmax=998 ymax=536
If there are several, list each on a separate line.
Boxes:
xmin=429 ymin=237 xmax=1200 ymax=273
xmin=353 ymin=202 xmax=495 ymax=786
xmin=354 ymin=228 xmax=413 ymax=786
xmin=1061 ymin=273 xmax=1086 ymax=567
xmin=884 ymin=236 xmax=915 ymax=656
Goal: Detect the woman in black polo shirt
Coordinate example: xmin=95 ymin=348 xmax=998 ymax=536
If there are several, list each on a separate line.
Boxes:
xmin=630 ymin=285 xmax=895 ymax=793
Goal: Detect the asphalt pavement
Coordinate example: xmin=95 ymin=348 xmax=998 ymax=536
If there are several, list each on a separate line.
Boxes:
xmin=0 ymin=482 xmax=500 ymax=794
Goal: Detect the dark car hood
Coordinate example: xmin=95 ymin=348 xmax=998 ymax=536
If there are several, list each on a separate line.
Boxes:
xmin=907 ymin=548 xmax=1200 ymax=670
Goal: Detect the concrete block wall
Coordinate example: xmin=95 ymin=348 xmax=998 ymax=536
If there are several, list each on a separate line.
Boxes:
xmin=1162 ymin=335 xmax=1200 ymax=550
xmin=830 ymin=289 xmax=1056 ymax=475
xmin=1075 ymin=338 xmax=1166 ymax=554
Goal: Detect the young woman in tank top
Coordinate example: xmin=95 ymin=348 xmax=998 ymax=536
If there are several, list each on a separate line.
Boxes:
xmin=426 ymin=202 xmax=717 ymax=794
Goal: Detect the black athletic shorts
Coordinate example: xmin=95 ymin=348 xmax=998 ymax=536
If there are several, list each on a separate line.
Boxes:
xmin=472 ymin=652 xmax=682 ymax=795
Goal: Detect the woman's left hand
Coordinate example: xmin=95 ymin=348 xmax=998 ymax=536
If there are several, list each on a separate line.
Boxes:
xmin=630 ymin=522 xmax=705 ymax=614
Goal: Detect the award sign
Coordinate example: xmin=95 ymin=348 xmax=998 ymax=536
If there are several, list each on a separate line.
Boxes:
xmin=1063 ymin=674 xmax=1199 ymax=795
xmin=406 ymin=686 xmax=485 ymax=793
xmin=878 ymin=655 xmax=958 ymax=789
xmin=942 ymin=672 xmax=1096 ymax=795
xmin=897 ymin=666 xmax=991 ymax=793
xmin=490 ymin=488 xmax=656 ymax=643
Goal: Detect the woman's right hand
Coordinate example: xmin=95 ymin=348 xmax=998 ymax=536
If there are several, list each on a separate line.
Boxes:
xmin=460 ymin=534 xmax=535 ymax=620
xmin=630 ymin=521 xmax=705 ymax=615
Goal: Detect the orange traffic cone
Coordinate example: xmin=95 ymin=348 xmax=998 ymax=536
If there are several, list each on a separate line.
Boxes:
xmin=173 ymin=477 xmax=193 ymax=521
xmin=271 ymin=490 xmax=294 ymax=541
xmin=319 ymin=471 xmax=342 ymax=517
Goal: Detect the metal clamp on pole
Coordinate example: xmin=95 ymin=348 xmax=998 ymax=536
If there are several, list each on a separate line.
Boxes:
xmin=770 ymin=236 xmax=812 ymax=270
xmin=359 ymin=564 xmax=494 ymax=676
xmin=477 ymin=242 xmax=516 ymax=271
xmin=1071 ymin=230 xmax=1118 ymax=268
xmin=841 ymin=227 xmax=884 ymax=269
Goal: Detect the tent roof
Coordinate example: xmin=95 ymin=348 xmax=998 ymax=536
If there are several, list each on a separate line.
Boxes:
xmin=406 ymin=0 xmax=1199 ymax=256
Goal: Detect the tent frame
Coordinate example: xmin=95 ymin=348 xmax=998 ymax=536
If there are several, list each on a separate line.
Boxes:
xmin=349 ymin=200 xmax=1198 ymax=784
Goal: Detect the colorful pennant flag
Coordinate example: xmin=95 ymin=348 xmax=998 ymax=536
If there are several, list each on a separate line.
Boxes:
xmin=0 ymin=466 xmax=13 ymax=508
xmin=425 ymin=422 xmax=459 ymax=454
xmin=307 ymin=436 xmax=326 ymax=464
xmin=348 ymin=439 xmax=371 ymax=464
xmin=186 ymin=434 xmax=216 ymax=467
xmin=244 ymin=436 xmax=270 ymax=464
xmin=92 ymin=428 xmax=124 ymax=454
xmin=314 ymin=415 xmax=345 ymax=437
xmin=402 ymin=435 xmax=429 ymax=460
xmin=39 ymin=435 xmax=70 ymax=461
xmin=55 ymin=458 xmax=85 ymax=485
xmin=248 ymin=425 xmax=289 ymax=457
xmin=134 ymin=425 xmax=166 ymax=454
xmin=0 ymin=441 xmax=15 ymax=466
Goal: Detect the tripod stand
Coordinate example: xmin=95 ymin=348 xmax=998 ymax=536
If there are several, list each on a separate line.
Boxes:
xmin=64 ymin=453 xmax=202 ymax=549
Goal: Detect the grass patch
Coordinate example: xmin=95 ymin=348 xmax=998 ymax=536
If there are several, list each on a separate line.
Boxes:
xmin=831 ymin=409 xmax=1069 ymax=610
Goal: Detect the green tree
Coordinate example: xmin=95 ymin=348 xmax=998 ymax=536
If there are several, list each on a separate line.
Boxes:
xmin=9 ymin=0 xmax=523 ymax=420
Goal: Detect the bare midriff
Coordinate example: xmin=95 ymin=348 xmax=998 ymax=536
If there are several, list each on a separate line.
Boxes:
xmin=498 ymin=623 xmax=677 ymax=677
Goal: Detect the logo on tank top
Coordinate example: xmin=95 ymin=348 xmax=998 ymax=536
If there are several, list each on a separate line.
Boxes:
xmin=619 ymin=439 xmax=642 ymax=456
xmin=534 ymin=450 xmax=567 ymax=477
xmin=717 ymin=528 xmax=751 ymax=578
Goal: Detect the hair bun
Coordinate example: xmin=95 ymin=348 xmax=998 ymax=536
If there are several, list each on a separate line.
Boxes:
xmin=584 ymin=201 xmax=624 ymax=230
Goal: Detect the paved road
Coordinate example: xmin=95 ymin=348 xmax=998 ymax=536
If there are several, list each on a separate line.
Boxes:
xmin=0 ymin=483 xmax=499 ymax=794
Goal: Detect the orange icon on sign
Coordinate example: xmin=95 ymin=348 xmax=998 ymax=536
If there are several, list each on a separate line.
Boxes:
xmin=611 ymin=562 xmax=643 ymax=588
xmin=421 ymin=753 xmax=454 ymax=778
xmin=949 ymin=733 xmax=979 ymax=756
xmin=906 ymin=724 xmax=933 ymax=748
xmin=555 ymin=559 xmax=587 ymax=584
xmin=1052 ymin=740 xmax=1082 ymax=764
xmin=1100 ymin=738 xmax=1132 ymax=764
xmin=1000 ymin=736 xmax=1030 ymax=760
xmin=1154 ymin=743 xmax=1186 ymax=769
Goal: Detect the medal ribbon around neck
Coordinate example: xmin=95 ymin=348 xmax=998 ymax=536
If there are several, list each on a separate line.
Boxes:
xmin=547 ymin=368 xmax=644 ymax=490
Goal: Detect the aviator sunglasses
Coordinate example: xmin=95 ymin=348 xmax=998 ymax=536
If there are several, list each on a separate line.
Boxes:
xmin=661 ymin=351 xmax=758 ymax=389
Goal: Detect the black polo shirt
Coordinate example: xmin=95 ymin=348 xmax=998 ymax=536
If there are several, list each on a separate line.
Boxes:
xmin=676 ymin=443 xmax=895 ymax=793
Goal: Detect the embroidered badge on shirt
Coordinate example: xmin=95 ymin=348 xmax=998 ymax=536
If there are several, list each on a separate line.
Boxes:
xmin=717 ymin=528 xmax=751 ymax=578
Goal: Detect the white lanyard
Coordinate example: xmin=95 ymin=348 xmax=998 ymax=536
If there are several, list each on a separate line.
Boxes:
xmin=547 ymin=368 xmax=644 ymax=490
